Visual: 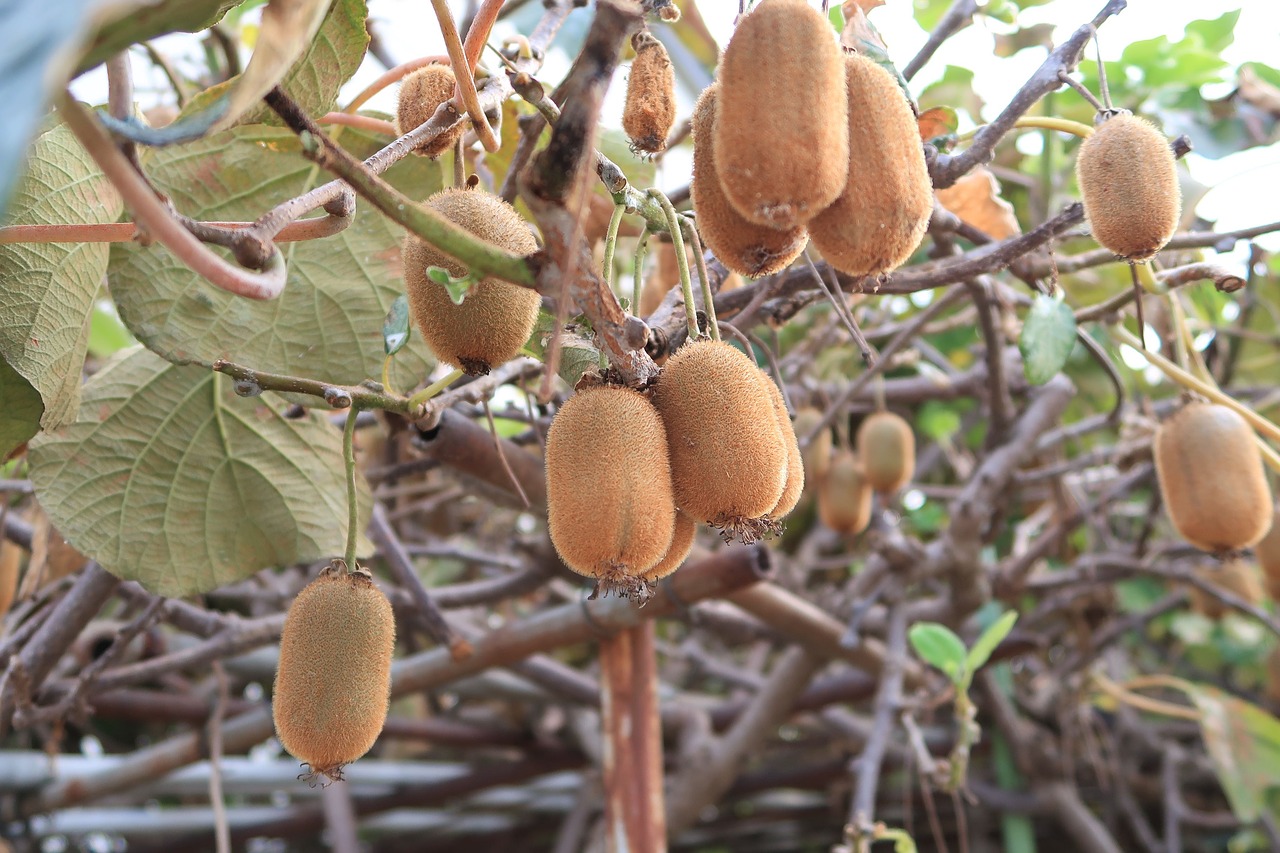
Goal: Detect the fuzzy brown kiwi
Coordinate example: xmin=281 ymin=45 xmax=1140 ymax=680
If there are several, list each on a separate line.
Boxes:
xmin=643 ymin=511 xmax=698 ymax=582
xmin=1153 ymin=401 xmax=1273 ymax=553
xmin=807 ymin=53 xmax=933 ymax=278
xmin=713 ymin=0 xmax=848 ymax=228
xmin=396 ymin=64 xmax=466 ymax=158
xmin=818 ymin=448 xmax=873 ymax=537
xmin=403 ymin=187 xmax=541 ymax=375
xmin=1188 ymin=559 xmax=1263 ymax=620
xmin=856 ymin=410 xmax=916 ymax=495
xmin=690 ymin=84 xmax=807 ymax=277
xmin=546 ymin=385 xmax=677 ymax=597
xmin=653 ymin=339 xmax=787 ymax=542
xmin=1256 ymin=506 xmax=1280 ymax=602
xmin=623 ymin=32 xmax=676 ymax=155
xmin=273 ymin=564 xmax=396 ymax=782
xmin=1076 ymin=113 xmax=1181 ymax=261
xmin=760 ymin=370 xmax=804 ymax=523
xmin=792 ymin=407 xmax=833 ymax=487
xmin=0 ymin=538 xmax=19 ymax=619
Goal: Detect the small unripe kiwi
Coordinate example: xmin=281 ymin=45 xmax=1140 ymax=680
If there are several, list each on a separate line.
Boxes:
xmin=1153 ymin=401 xmax=1273 ymax=553
xmin=546 ymin=385 xmax=677 ymax=596
xmin=808 ymin=53 xmax=933 ymax=278
xmin=818 ymin=448 xmax=872 ymax=537
xmin=690 ymin=84 xmax=807 ymax=277
xmin=1255 ymin=506 xmax=1280 ymax=602
xmin=403 ymin=187 xmax=541 ymax=375
xmin=623 ymin=32 xmax=676 ymax=155
xmin=1076 ymin=113 xmax=1181 ymax=261
xmin=396 ymin=64 xmax=466 ymax=158
xmin=273 ymin=565 xmax=396 ymax=782
xmin=760 ymin=370 xmax=803 ymax=522
xmin=856 ymin=410 xmax=916 ymax=495
xmin=713 ymin=0 xmax=849 ymax=229
xmin=653 ymin=339 xmax=787 ymax=541
xmin=643 ymin=511 xmax=697 ymax=582
xmin=1189 ymin=559 xmax=1263 ymax=620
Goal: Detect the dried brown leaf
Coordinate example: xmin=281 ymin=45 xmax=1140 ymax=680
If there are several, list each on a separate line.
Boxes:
xmin=935 ymin=167 xmax=1021 ymax=240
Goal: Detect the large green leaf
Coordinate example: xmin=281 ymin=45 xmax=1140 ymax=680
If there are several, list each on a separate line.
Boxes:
xmin=76 ymin=0 xmax=237 ymax=74
xmin=0 ymin=122 xmax=122 ymax=429
xmin=29 ymin=346 xmax=372 ymax=597
xmin=110 ymin=123 xmax=439 ymax=390
xmin=1020 ymin=293 xmax=1077 ymax=385
xmin=0 ymin=357 xmax=42 ymax=459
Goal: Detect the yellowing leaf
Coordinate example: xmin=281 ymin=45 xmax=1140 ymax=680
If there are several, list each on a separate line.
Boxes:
xmin=935 ymin=167 xmax=1021 ymax=240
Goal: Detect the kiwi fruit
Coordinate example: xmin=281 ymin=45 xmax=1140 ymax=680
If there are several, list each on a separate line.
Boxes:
xmin=1255 ymin=506 xmax=1280 ymax=601
xmin=760 ymin=370 xmax=804 ymax=522
xmin=713 ymin=0 xmax=849 ymax=229
xmin=653 ymin=339 xmax=787 ymax=541
xmin=807 ymin=53 xmax=933 ymax=278
xmin=0 ymin=538 xmax=19 ymax=618
xmin=403 ymin=187 xmax=541 ymax=375
xmin=1153 ymin=401 xmax=1273 ymax=552
xmin=818 ymin=448 xmax=873 ymax=537
xmin=1076 ymin=113 xmax=1181 ymax=261
xmin=1188 ymin=559 xmax=1263 ymax=620
xmin=690 ymin=84 xmax=808 ymax=277
xmin=273 ymin=565 xmax=396 ymax=782
xmin=643 ymin=511 xmax=698 ymax=583
xmin=546 ymin=385 xmax=677 ymax=596
xmin=623 ymin=32 xmax=676 ymax=155
xmin=856 ymin=410 xmax=916 ymax=495
xmin=396 ymin=64 xmax=466 ymax=158
xmin=793 ymin=407 xmax=833 ymax=487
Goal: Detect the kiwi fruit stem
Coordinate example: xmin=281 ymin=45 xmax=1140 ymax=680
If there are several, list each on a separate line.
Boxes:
xmin=957 ymin=116 xmax=1094 ymax=143
xmin=406 ymin=368 xmax=465 ymax=412
xmin=684 ymin=226 xmax=718 ymax=340
xmin=633 ymin=229 xmax=652 ymax=314
xmin=342 ymin=408 xmax=361 ymax=572
xmin=602 ymin=202 xmax=626 ymax=294
xmin=648 ymin=188 xmax=708 ymax=340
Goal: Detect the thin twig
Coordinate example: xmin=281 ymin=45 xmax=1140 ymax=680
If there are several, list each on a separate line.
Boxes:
xmin=208 ymin=661 xmax=231 ymax=853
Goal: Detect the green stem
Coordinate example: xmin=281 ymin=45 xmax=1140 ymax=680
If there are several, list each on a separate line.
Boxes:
xmin=632 ymin=229 xmax=652 ymax=316
xmin=602 ymin=202 xmax=626 ymax=295
xmin=342 ymin=406 xmax=360 ymax=572
xmin=648 ymin=189 xmax=699 ymax=340
xmin=682 ymin=222 xmax=719 ymax=341
xmin=213 ymin=359 xmax=411 ymax=413
xmin=407 ymin=367 xmax=465 ymax=411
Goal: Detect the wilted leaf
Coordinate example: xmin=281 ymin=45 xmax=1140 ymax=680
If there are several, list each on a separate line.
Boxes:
xmin=29 ymin=347 xmax=372 ymax=597
xmin=1179 ymin=681 xmax=1280 ymax=823
xmin=845 ymin=0 xmax=884 ymax=12
xmin=840 ymin=2 xmax=889 ymax=57
xmin=0 ymin=357 xmax=42 ymax=460
xmin=920 ymin=65 xmax=985 ymax=125
xmin=909 ymin=622 xmax=968 ymax=684
xmin=1020 ymin=293 xmax=1077 ymax=385
xmin=1239 ymin=66 xmax=1280 ymax=118
xmin=936 ymin=167 xmax=1021 ymax=240
xmin=0 ymin=122 xmax=123 ymax=429
xmin=917 ymin=106 xmax=958 ymax=142
xmin=110 ymin=124 xmax=439 ymax=391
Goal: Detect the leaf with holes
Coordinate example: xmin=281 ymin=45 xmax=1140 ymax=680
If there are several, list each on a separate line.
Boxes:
xmin=28 ymin=346 xmax=372 ymax=597
xmin=0 ymin=122 xmax=122 ymax=429
xmin=1020 ymin=293 xmax=1077 ymax=385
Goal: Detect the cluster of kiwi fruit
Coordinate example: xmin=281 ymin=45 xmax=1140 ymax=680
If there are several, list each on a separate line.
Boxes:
xmin=272 ymin=562 xmax=396 ymax=782
xmin=545 ymin=340 xmax=804 ymax=596
xmin=804 ymin=409 xmax=916 ymax=537
xmin=690 ymin=0 xmax=932 ymax=280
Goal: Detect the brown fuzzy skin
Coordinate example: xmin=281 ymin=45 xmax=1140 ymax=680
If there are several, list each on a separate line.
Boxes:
xmin=403 ymin=188 xmax=541 ymax=375
xmin=691 ymin=84 xmax=807 ymax=277
xmin=818 ymin=448 xmax=872 ymax=536
xmin=1076 ymin=113 xmax=1181 ymax=261
xmin=654 ymin=339 xmax=787 ymax=540
xmin=643 ymin=511 xmax=697 ymax=582
xmin=546 ymin=386 xmax=676 ymax=595
xmin=1154 ymin=402 xmax=1273 ymax=552
xmin=1255 ymin=507 xmax=1280 ymax=601
xmin=856 ymin=410 xmax=916 ymax=495
xmin=1189 ymin=559 xmax=1263 ymax=620
xmin=713 ymin=0 xmax=848 ymax=229
xmin=623 ymin=32 xmax=676 ymax=155
xmin=273 ymin=567 xmax=396 ymax=781
xmin=761 ymin=370 xmax=804 ymax=521
xmin=396 ymin=64 xmax=466 ymax=158
xmin=808 ymin=54 xmax=933 ymax=278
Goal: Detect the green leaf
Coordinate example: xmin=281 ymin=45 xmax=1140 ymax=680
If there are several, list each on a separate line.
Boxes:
xmin=919 ymin=65 xmax=985 ymax=125
xmin=441 ymin=273 xmax=474 ymax=306
xmin=0 ymin=356 xmax=42 ymax=459
xmin=909 ymin=622 xmax=968 ymax=684
xmin=29 ymin=346 xmax=372 ymax=597
xmin=88 ymin=300 xmax=138 ymax=359
xmin=110 ymin=123 xmax=439 ymax=391
xmin=1177 ymin=681 xmax=1280 ymax=823
xmin=828 ymin=6 xmax=845 ymax=32
xmin=77 ymin=0 xmax=237 ymax=74
xmin=382 ymin=295 xmax=410 ymax=356
xmin=916 ymin=400 xmax=962 ymax=440
xmin=965 ymin=610 xmax=1018 ymax=675
xmin=0 ymin=122 xmax=123 ymax=429
xmin=1020 ymin=293 xmax=1077 ymax=385
xmin=913 ymin=0 xmax=954 ymax=32
xmin=1186 ymin=10 xmax=1240 ymax=55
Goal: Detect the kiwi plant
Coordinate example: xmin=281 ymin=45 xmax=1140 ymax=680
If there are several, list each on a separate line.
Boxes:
xmin=396 ymin=64 xmax=466 ymax=158
xmin=623 ymin=32 xmax=676 ymax=155
xmin=1076 ymin=112 xmax=1181 ymax=261
xmin=1153 ymin=401 xmax=1273 ymax=553
xmin=856 ymin=411 xmax=916 ymax=495
xmin=402 ymin=187 xmax=540 ymax=375
xmin=712 ymin=0 xmax=849 ymax=229
xmin=545 ymin=385 xmax=677 ymax=597
xmin=272 ymin=564 xmax=397 ymax=782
